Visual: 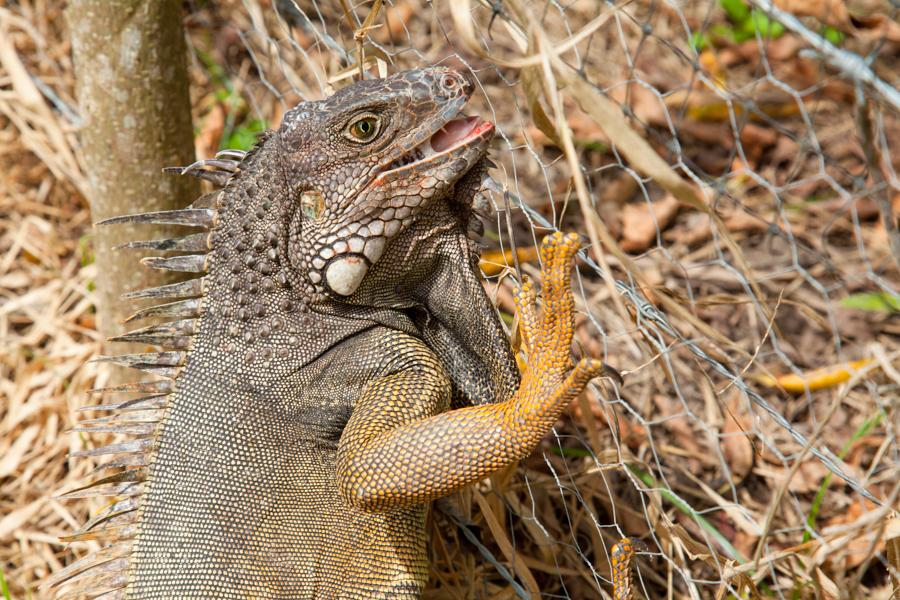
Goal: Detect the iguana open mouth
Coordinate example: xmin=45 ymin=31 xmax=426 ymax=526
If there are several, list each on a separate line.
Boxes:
xmin=383 ymin=116 xmax=494 ymax=173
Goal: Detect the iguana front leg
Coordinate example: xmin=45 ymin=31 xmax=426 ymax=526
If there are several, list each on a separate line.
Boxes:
xmin=337 ymin=232 xmax=605 ymax=511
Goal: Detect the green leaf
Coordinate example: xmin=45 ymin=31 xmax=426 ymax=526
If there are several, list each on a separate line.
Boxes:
xmin=550 ymin=446 xmax=592 ymax=458
xmin=720 ymin=0 xmax=750 ymax=24
xmin=79 ymin=234 xmax=94 ymax=267
xmin=803 ymin=411 xmax=884 ymax=542
xmin=749 ymin=9 xmax=784 ymax=39
xmin=0 ymin=568 xmax=11 ymax=600
xmin=822 ymin=26 xmax=845 ymax=45
xmin=690 ymin=31 xmax=709 ymax=51
xmin=222 ymin=118 xmax=268 ymax=151
xmin=841 ymin=292 xmax=900 ymax=313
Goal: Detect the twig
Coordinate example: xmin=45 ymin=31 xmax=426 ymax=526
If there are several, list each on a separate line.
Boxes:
xmin=854 ymin=84 xmax=900 ymax=270
xmin=748 ymin=0 xmax=900 ymax=112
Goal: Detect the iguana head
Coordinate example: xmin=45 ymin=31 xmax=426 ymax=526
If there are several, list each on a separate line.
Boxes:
xmin=275 ymin=66 xmax=494 ymax=297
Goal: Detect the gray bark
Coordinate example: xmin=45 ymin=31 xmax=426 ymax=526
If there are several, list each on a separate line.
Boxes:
xmin=67 ymin=0 xmax=199 ymax=348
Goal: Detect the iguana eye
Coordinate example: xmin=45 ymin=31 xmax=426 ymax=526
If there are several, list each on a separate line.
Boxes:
xmin=300 ymin=189 xmax=325 ymax=220
xmin=346 ymin=115 xmax=381 ymax=143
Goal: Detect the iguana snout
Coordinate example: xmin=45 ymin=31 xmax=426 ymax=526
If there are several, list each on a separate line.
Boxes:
xmin=277 ymin=67 xmax=494 ymax=298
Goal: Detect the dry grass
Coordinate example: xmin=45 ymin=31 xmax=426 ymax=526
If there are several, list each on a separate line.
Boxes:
xmin=2 ymin=0 xmax=900 ymax=598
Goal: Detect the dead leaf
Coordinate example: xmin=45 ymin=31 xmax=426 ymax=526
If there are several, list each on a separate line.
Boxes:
xmin=824 ymin=498 xmax=886 ymax=569
xmin=774 ymin=0 xmax=900 ymax=42
xmin=722 ymin=413 xmax=754 ymax=483
xmin=383 ymin=0 xmax=414 ymax=39
xmin=608 ymin=82 xmax=667 ymax=126
xmin=849 ymin=14 xmax=900 ymax=43
xmin=620 ymin=194 xmax=679 ymax=252
xmin=724 ymin=209 xmax=767 ymax=234
xmin=195 ymin=103 xmax=225 ymax=159
xmin=666 ymin=211 xmax=713 ymax=247
xmin=0 ymin=424 xmax=39 ymax=478
xmin=739 ymin=123 xmax=778 ymax=166
xmin=774 ymin=0 xmax=851 ymax=29
xmin=791 ymin=460 xmax=830 ymax=494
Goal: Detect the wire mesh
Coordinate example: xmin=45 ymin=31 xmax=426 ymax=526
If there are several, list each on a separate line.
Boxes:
xmin=190 ymin=0 xmax=900 ymax=597
xmin=1 ymin=0 xmax=899 ymax=598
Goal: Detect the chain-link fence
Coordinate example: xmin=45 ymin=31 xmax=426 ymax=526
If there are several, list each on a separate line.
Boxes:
xmin=2 ymin=0 xmax=900 ymax=597
xmin=222 ymin=1 xmax=900 ymax=597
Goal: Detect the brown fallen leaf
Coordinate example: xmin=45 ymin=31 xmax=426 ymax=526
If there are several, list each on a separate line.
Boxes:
xmin=665 ymin=211 xmax=713 ymax=247
xmin=824 ymin=498 xmax=886 ymax=569
xmin=739 ymin=123 xmax=778 ymax=166
xmin=608 ymin=81 xmax=667 ymax=126
xmin=620 ymin=194 xmax=679 ymax=253
xmin=195 ymin=102 xmax=226 ymax=160
xmin=383 ymin=0 xmax=414 ymax=40
xmin=774 ymin=0 xmax=850 ymax=28
xmin=775 ymin=0 xmax=900 ymax=42
xmin=722 ymin=412 xmax=754 ymax=484
xmin=849 ymin=14 xmax=900 ymax=43
xmin=724 ymin=209 xmax=768 ymax=234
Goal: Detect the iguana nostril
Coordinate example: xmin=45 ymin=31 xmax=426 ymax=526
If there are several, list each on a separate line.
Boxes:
xmin=459 ymin=70 xmax=476 ymax=96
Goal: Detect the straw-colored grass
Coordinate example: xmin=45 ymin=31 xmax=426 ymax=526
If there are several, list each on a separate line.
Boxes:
xmin=3 ymin=0 xmax=900 ymax=597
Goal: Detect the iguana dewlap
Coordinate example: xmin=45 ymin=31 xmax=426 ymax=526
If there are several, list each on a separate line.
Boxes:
xmin=50 ymin=67 xmax=605 ymax=599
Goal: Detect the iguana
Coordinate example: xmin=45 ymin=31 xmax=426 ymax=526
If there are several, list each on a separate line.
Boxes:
xmin=49 ymin=67 xmax=607 ymax=599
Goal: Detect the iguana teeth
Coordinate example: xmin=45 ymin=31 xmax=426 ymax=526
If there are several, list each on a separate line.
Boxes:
xmin=141 ymin=254 xmax=208 ymax=273
xmin=121 ymin=277 xmax=204 ymax=300
xmin=117 ymin=232 xmax=211 ymax=252
xmin=97 ymin=208 xmax=215 ymax=228
xmin=125 ymin=298 xmax=202 ymax=323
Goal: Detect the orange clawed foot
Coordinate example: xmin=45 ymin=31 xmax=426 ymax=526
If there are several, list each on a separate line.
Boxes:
xmin=509 ymin=232 xmax=606 ymax=425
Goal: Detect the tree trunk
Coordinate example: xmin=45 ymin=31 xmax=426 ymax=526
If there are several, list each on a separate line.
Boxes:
xmin=67 ymin=0 xmax=198 ymax=356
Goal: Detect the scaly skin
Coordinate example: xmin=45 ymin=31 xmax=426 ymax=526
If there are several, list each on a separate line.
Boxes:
xmin=50 ymin=68 xmax=606 ymax=599
xmin=337 ymin=232 xmax=604 ymax=511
